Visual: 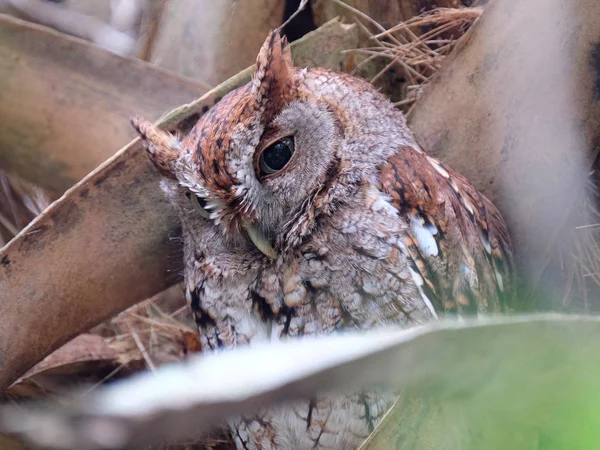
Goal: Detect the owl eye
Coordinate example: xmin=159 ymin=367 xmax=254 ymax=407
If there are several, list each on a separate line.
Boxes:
xmin=259 ymin=137 xmax=295 ymax=176
xmin=185 ymin=191 xmax=210 ymax=219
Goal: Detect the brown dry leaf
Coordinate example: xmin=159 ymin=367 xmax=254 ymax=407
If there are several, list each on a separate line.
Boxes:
xmin=5 ymin=334 xmax=120 ymax=401
xmin=135 ymin=0 xmax=167 ymax=61
xmin=107 ymin=297 xmax=201 ymax=368
xmin=312 ymin=0 xmax=465 ymax=31
xmin=0 ymin=14 xmax=210 ymax=195
xmin=149 ymin=0 xmax=285 ymax=86
xmin=0 ymin=137 xmax=181 ymax=392
xmin=0 ymin=18 xmax=359 ymax=393
xmin=408 ymin=0 xmax=600 ymax=308
xmin=5 ymin=293 xmax=203 ymax=403
xmin=345 ymin=6 xmax=482 ymax=108
xmin=20 ymin=334 xmax=117 ymax=378
xmin=312 ymin=1 xmax=481 ymax=108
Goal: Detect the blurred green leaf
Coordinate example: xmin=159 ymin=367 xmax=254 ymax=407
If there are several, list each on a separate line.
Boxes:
xmin=361 ymin=317 xmax=600 ymax=450
xmin=3 ymin=315 xmax=600 ymax=449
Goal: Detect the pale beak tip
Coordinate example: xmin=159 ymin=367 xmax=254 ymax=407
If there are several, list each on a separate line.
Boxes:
xmin=243 ymin=223 xmax=278 ymax=260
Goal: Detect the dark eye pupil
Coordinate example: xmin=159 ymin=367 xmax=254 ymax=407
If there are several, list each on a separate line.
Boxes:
xmin=263 ymin=142 xmax=292 ymax=171
xmin=261 ymin=138 xmax=294 ymax=174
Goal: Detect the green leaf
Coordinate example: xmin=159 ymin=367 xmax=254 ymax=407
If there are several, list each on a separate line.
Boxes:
xmin=3 ymin=315 xmax=600 ymax=449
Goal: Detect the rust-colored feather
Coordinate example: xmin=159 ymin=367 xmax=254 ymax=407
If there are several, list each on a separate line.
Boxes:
xmin=130 ymin=116 xmax=180 ymax=179
xmin=380 ymin=145 xmax=515 ymax=314
xmin=252 ymin=29 xmax=295 ymax=120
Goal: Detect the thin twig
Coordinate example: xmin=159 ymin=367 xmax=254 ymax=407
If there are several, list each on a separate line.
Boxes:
xmin=127 ymin=323 xmax=157 ymax=372
xmin=330 ymin=0 xmax=403 ymax=46
xmin=279 ymin=0 xmax=309 ymax=31
xmin=74 ymin=364 xmax=126 ymax=400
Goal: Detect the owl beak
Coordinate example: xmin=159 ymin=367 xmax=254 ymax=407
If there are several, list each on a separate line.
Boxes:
xmin=243 ymin=223 xmax=278 ymax=259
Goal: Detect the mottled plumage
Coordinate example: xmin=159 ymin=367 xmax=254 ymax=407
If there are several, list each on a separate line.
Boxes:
xmin=132 ymin=30 xmax=514 ymax=450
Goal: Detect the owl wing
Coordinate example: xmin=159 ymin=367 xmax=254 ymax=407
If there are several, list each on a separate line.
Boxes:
xmin=379 ymin=145 xmax=515 ymax=315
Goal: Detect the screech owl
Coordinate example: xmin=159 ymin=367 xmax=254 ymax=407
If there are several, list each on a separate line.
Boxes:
xmin=132 ymin=30 xmax=513 ymax=450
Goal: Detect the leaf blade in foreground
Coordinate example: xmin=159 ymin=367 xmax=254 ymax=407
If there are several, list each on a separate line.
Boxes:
xmin=2 ymin=314 xmax=600 ymax=450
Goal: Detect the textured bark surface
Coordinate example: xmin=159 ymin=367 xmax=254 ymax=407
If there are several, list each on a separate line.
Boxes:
xmin=0 ymin=14 xmax=210 ymax=195
xmin=408 ymin=0 xmax=600 ymax=301
xmin=149 ymin=0 xmax=285 ymax=86
xmin=0 ymin=19 xmax=359 ymax=393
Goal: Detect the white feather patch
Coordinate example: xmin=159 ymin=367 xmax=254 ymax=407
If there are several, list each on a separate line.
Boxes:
xmin=495 ymin=270 xmax=504 ymax=292
xmin=449 ymin=178 xmax=460 ymax=194
xmin=460 ymin=263 xmax=473 ymax=280
xmin=366 ymin=187 xmax=397 ymax=215
xmin=427 ymin=156 xmax=450 ymax=178
xmin=479 ymin=229 xmax=492 ymax=254
xmin=462 ymin=197 xmax=475 ymax=216
xmin=410 ymin=215 xmax=439 ymax=257
xmin=424 ymin=222 xmax=438 ymax=236
xmin=409 ymin=267 xmax=424 ymax=286
xmin=409 ymin=267 xmax=438 ymax=319
xmin=420 ymin=290 xmax=439 ymax=319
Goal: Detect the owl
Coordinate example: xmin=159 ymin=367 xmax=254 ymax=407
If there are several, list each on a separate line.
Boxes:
xmin=132 ymin=30 xmax=513 ymax=450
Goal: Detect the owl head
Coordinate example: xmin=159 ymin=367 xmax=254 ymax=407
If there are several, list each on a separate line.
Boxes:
xmin=132 ymin=30 xmax=413 ymax=262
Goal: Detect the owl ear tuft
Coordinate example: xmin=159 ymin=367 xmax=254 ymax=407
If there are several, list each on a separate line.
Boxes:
xmin=251 ymin=30 xmax=295 ymax=117
xmin=131 ymin=117 xmax=181 ymax=179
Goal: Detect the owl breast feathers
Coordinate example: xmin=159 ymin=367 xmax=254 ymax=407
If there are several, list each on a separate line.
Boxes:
xmin=132 ymin=29 xmax=514 ymax=449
